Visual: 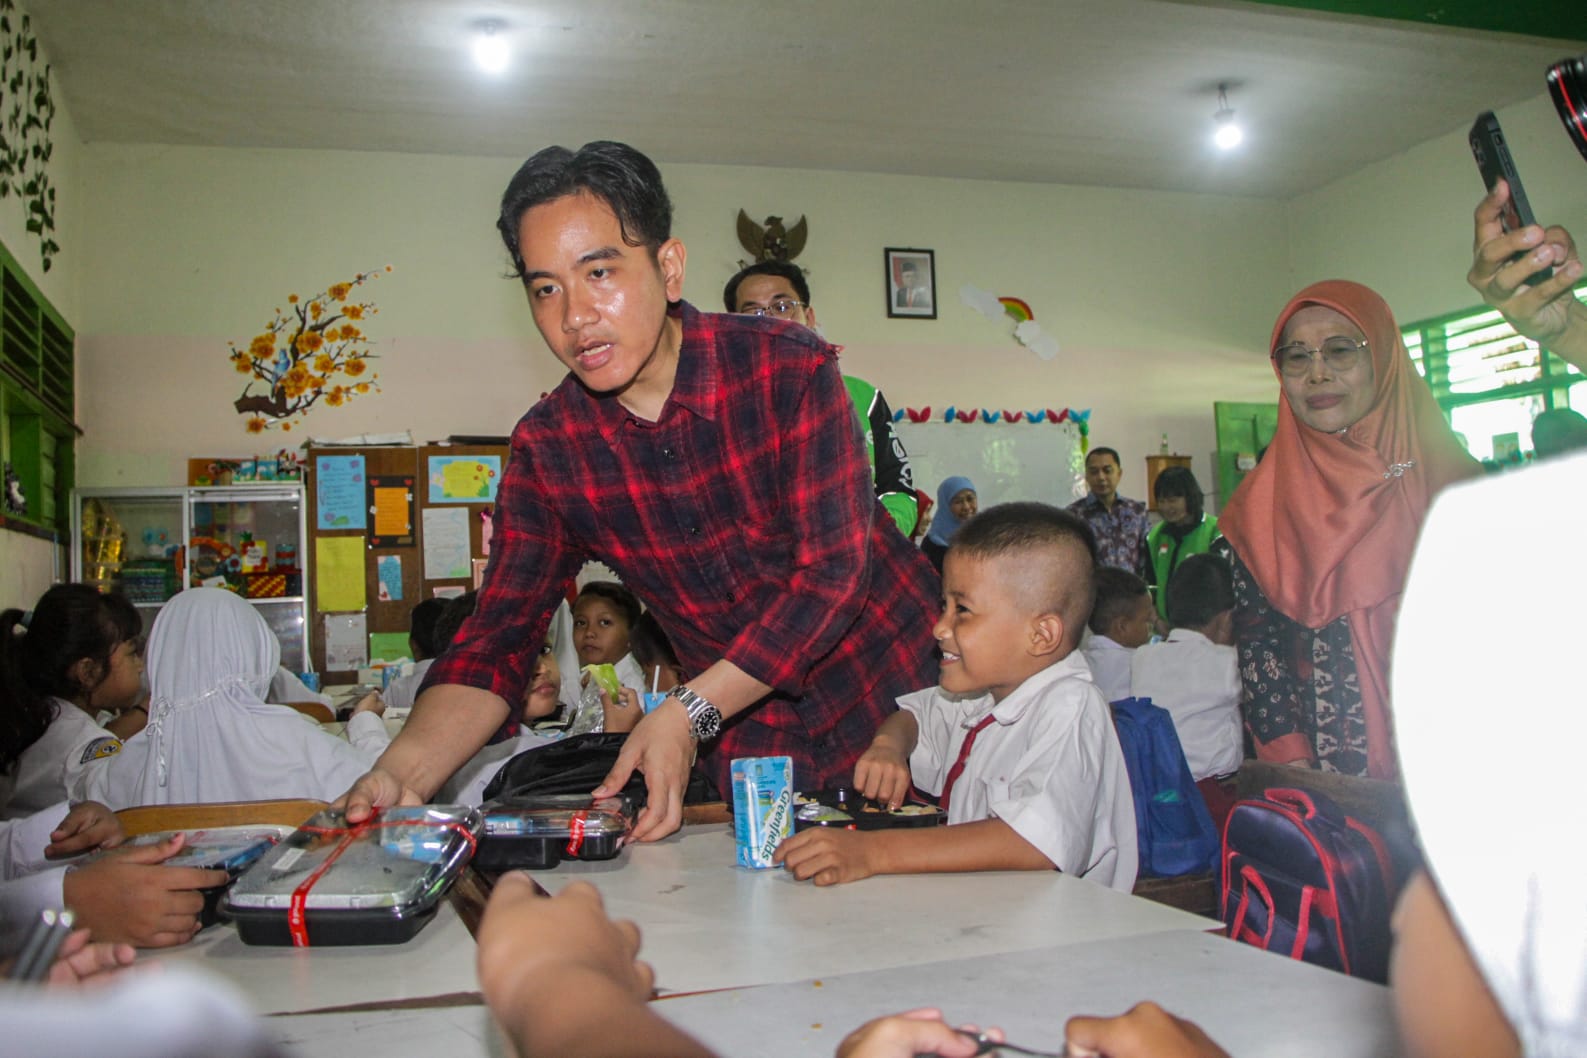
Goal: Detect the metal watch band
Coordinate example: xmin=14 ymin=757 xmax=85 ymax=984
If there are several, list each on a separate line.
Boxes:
xmin=667 ymin=685 xmax=722 ymax=742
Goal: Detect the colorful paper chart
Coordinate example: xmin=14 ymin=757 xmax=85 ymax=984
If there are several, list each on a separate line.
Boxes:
xmin=427 ymin=455 xmax=501 ymax=504
xmin=316 ymin=454 xmax=367 ymax=529
xmin=367 ymin=474 xmax=415 ymax=547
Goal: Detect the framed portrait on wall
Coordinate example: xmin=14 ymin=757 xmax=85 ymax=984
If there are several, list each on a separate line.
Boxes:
xmin=885 ymin=248 xmax=936 ymax=319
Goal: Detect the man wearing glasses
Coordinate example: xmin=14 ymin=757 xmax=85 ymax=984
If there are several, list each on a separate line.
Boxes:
xmin=724 ymin=260 xmax=919 ymax=536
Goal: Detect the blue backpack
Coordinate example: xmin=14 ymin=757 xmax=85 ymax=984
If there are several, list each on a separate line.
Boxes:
xmin=1109 ymin=696 xmax=1219 ymax=877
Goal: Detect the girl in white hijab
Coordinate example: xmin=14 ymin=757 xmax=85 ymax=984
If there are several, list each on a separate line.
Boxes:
xmin=83 ymin=589 xmax=386 ymax=808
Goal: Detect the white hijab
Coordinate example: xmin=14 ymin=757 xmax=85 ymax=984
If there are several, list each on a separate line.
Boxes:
xmin=83 ymin=589 xmax=377 ymax=808
xmin=1394 ymin=453 xmax=1587 ymax=1057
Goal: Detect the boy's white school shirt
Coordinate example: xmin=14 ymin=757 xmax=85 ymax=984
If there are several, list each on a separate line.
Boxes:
xmin=1129 ymin=628 xmax=1241 ymax=781
xmin=1080 ymin=635 xmax=1135 ymax=703
xmin=898 ymin=652 xmax=1139 ymax=891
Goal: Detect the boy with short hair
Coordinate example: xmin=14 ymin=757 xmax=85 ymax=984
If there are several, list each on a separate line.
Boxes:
xmin=1082 ymin=568 xmax=1155 ymax=702
xmin=774 ymin=502 xmax=1138 ymax=891
xmin=1129 ymin=552 xmax=1241 ymax=825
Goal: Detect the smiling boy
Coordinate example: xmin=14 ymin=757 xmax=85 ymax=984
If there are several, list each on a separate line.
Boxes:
xmin=775 ymin=502 xmax=1138 ymax=890
xmin=343 ymin=142 xmax=939 ymax=841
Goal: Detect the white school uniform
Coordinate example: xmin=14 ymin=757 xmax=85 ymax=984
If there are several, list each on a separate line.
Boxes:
xmin=1081 ymin=634 xmax=1135 ymax=703
xmin=899 ymin=652 xmax=1138 ymax=891
xmin=0 ymin=701 xmax=121 ymax=820
xmin=82 ymin=589 xmax=382 ymax=809
xmin=379 ymin=657 xmax=434 ymax=715
xmin=0 ymin=801 xmax=70 ymax=956
xmin=1395 ymin=454 xmax=1587 ymax=1057
xmin=1129 ymin=629 xmax=1241 ymax=781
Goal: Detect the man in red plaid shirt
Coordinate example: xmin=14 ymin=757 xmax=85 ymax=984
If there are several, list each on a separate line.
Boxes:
xmin=344 ymin=142 xmax=939 ymax=840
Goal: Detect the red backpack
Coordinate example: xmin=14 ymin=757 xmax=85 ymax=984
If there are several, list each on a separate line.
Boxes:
xmin=1220 ymin=787 xmax=1396 ymax=982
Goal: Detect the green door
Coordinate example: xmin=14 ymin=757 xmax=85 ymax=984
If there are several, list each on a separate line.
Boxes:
xmin=1213 ymin=401 xmax=1279 ymax=510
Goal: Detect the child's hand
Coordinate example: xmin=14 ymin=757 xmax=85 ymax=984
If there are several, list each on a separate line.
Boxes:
xmin=351 ymin=690 xmax=387 ymax=717
xmin=601 ymin=688 xmax=642 ymax=734
xmin=837 ymin=1008 xmax=987 ymax=1057
xmin=45 ymin=929 xmax=137 ymax=986
xmin=1064 ymin=1002 xmax=1231 ymax=1058
xmin=773 ymin=827 xmax=879 ymax=886
xmin=853 ymin=744 xmax=911 ymax=809
xmin=62 ymin=833 xmax=229 ymax=948
xmin=46 ymin=802 xmax=124 ymax=859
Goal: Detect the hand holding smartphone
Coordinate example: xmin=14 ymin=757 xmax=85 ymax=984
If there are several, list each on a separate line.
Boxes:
xmin=1469 ymin=110 xmax=1553 ymax=284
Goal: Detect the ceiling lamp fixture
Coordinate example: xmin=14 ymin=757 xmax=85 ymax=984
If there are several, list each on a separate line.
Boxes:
xmin=473 ymin=20 xmax=510 ymax=74
xmin=1213 ymin=84 xmax=1243 ymax=150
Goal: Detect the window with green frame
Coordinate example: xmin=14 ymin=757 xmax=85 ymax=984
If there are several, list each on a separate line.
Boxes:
xmin=1401 ymin=286 xmax=1587 ymax=463
xmin=0 ymin=236 xmax=77 ymax=536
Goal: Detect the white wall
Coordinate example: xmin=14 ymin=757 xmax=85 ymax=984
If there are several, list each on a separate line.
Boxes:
xmin=74 ymin=144 xmax=1289 ymax=504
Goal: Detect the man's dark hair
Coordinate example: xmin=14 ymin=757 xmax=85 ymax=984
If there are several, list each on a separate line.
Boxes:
xmin=952 ymin=502 xmax=1098 ymax=620
xmin=1086 ymin=446 xmax=1121 ymax=468
xmin=1165 ymin=553 xmax=1235 ymax=629
xmin=1151 ymin=465 xmax=1205 ymax=523
xmin=407 ymin=598 xmax=449 ymax=660
xmin=1089 ymin=567 xmax=1149 ymax=636
xmin=497 ymin=141 xmax=673 ymax=281
xmin=575 ymin=581 xmax=642 ymax=629
xmin=1532 ymin=407 xmax=1587 ymax=460
xmin=722 ymin=259 xmax=810 ymax=313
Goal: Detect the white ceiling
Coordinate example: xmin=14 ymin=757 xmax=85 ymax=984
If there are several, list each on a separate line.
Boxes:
xmin=25 ymin=0 xmax=1585 ymax=198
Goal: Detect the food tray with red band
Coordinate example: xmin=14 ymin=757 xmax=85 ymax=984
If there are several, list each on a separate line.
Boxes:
xmin=474 ymin=793 xmax=634 ymax=870
xmin=223 ymin=805 xmax=482 ymax=947
xmin=98 ymin=825 xmax=293 ymax=928
xmin=793 ymin=788 xmax=944 ymax=831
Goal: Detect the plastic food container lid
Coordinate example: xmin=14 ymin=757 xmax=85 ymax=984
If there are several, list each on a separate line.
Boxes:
xmin=481 ymin=794 xmax=634 ymax=838
xmin=225 ymin=805 xmax=481 ymax=912
xmin=99 ymin=825 xmax=295 ymax=872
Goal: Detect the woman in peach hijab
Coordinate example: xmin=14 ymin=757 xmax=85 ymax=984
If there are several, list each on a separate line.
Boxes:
xmin=1213 ymin=280 xmax=1477 ymax=778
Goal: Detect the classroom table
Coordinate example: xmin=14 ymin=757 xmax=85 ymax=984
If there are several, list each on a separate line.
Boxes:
xmin=265 ymin=930 xmax=1399 ymax=1058
xmin=528 ymin=823 xmax=1217 ymax=995
xmin=151 ymin=899 xmax=481 ymax=1016
xmin=655 ymin=928 xmax=1400 ymax=1058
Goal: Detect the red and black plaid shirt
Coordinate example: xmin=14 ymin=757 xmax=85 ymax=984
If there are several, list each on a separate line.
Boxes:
xmin=425 ymin=302 xmax=941 ymax=794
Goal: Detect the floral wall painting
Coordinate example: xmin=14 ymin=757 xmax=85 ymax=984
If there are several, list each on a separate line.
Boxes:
xmin=0 ymin=0 xmax=59 ymax=271
xmin=229 ymin=266 xmax=391 ymax=433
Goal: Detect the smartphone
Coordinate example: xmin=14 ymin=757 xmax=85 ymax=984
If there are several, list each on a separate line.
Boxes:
xmin=1469 ymin=110 xmax=1553 ymax=284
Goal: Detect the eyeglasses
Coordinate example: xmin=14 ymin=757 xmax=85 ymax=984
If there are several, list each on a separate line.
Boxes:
xmin=738 ymin=298 xmax=806 ymax=319
xmin=1271 ymin=336 xmax=1369 ymax=377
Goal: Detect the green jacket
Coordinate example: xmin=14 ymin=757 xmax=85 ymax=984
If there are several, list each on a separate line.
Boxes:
xmin=1146 ymin=514 xmax=1220 ymax=619
xmin=843 ymin=375 xmax=917 ymax=536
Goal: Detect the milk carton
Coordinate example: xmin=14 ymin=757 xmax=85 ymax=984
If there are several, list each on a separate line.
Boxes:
xmin=730 ymin=756 xmax=794 ymax=869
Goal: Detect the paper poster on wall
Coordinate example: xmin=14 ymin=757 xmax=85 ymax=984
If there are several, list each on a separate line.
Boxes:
xmin=369 ymin=632 xmax=410 ymax=663
xmin=316 ymin=455 xmax=367 ymax=529
xmin=315 ymin=536 xmax=367 ymax=611
xmin=427 ymin=455 xmax=501 ymax=504
xmin=376 ymin=554 xmax=404 ymax=602
xmin=433 ymin=585 xmax=465 ymax=600
xmin=324 ymin=612 xmax=368 ymax=672
xmin=422 ymin=505 xmax=472 ymax=579
xmin=367 ymin=474 xmax=416 ymax=547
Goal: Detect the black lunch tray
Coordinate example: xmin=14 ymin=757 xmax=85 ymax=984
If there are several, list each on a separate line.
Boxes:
xmin=472 ymin=793 xmax=634 ymax=871
xmin=793 ymin=787 xmax=945 ymax=831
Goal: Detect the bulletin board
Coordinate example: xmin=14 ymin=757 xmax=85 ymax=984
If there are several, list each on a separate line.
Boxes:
xmin=894 ymin=421 xmax=1086 ymax=509
xmin=304 ymin=442 xmax=508 ymax=682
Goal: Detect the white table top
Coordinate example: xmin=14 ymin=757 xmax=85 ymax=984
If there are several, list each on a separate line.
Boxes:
xmin=658 ymin=929 xmax=1401 ymax=1058
xmin=151 ymin=899 xmax=480 ymax=1016
xmin=262 ymin=930 xmax=1398 ymax=1058
xmin=530 ymin=823 xmax=1217 ymax=996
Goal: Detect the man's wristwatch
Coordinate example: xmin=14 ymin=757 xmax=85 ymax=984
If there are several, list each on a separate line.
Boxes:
xmin=667 ymin=685 xmax=722 ymax=742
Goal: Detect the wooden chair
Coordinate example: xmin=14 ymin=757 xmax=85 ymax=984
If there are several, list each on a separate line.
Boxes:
xmin=281 ymin=699 xmax=336 ymax=724
xmin=115 ymin=798 xmax=327 ymax=838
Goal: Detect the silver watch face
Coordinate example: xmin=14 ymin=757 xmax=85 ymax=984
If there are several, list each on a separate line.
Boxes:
xmin=690 ymin=705 xmax=722 ymax=742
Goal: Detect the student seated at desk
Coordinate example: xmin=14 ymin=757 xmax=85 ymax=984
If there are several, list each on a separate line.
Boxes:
xmin=774 ymin=502 xmax=1137 ymax=891
xmin=435 ymin=630 xmax=569 ymax=803
xmin=1 ymin=585 xmax=143 ymax=819
xmin=1081 ymin=567 xmax=1155 ymax=702
xmin=1129 ymin=553 xmax=1241 ymax=827
xmin=82 ymin=589 xmax=388 ymax=808
xmin=573 ymin=581 xmax=648 ymax=696
xmin=380 ymin=597 xmax=448 ymax=715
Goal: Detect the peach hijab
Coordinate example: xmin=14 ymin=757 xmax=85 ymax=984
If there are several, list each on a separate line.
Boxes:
xmin=1217 ymin=280 xmax=1478 ymax=779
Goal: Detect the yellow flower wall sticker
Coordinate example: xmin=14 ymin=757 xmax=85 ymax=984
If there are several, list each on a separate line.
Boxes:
xmin=230 ymin=266 xmax=391 ymax=433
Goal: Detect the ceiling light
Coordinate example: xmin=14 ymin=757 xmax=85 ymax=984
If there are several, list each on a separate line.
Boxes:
xmin=1213 ymin=84 xmax=1243 ymax=150
xmin=473 ymin=21 xmax=510 ymax=74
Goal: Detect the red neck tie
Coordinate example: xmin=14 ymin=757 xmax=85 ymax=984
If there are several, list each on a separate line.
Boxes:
xmin=938 ymin=713 xmax=997 ymax=815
